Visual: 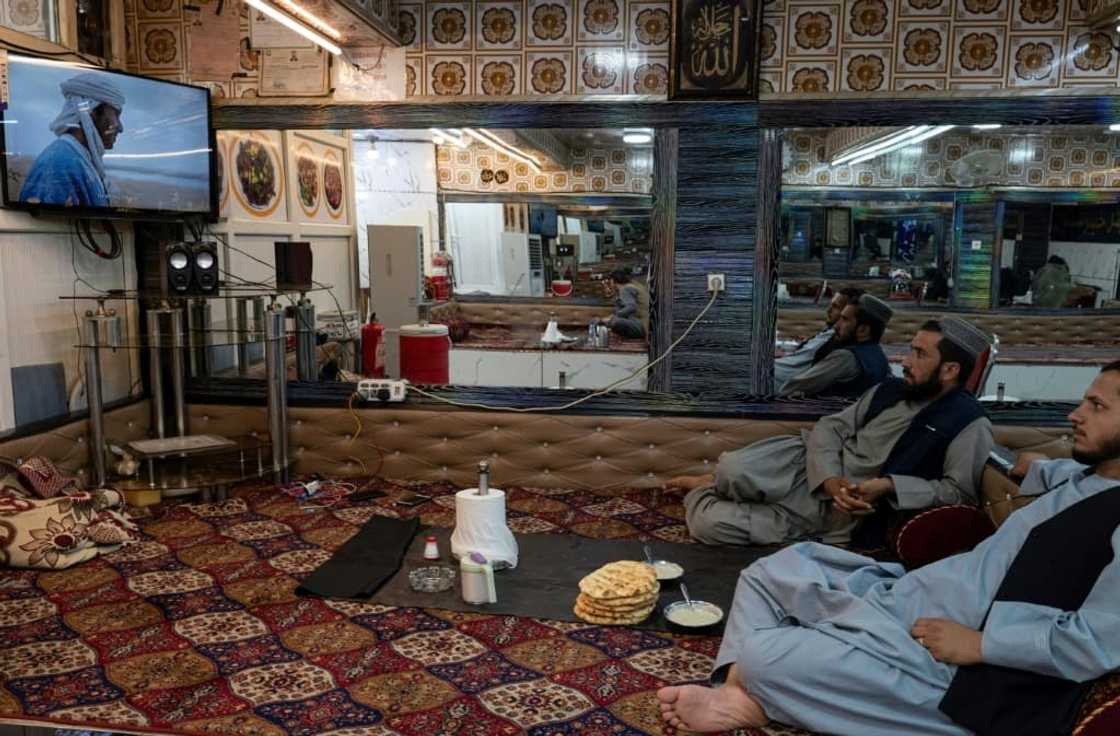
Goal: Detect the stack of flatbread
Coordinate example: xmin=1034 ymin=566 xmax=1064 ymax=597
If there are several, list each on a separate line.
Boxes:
xmin=574 ymin=560 xmax=660 ymax=625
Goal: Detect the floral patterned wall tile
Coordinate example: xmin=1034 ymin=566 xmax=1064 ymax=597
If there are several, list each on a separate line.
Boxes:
xmin=629 ymin=53 xmax=668 ymax=94
xmin=138 ymin=21 xmax=184 ymax=73
xmin=400 ymin=3 xmax=424 ymax=49
xmin=766 ymin=0 xmax=1120 ymax=94
xmin=578 ymin=0 xmax=625 ymax=43
xmin=525 ymin=50 xmax=573 ymax=93
xmin=477 ymin=54 xmax=523 ymax=93
xmin=406 ymin=55 xmax=424 ymax=94
xmin=576 ymin=46 xmax=626 ymax=93
xmin=429 ymin=2 xmax=473 ymax=50
xmin=437 ymin=141 xmax=651 ymax=193
xmin=427 ymin=53 xmax=474 ymax=94
xmin=627 ymin=1 xmax=669 ymax=51
xmin=477 ymin=1 xmax=522 ymax=49
xmin=527 ymin=0 xmax=574 ymax=46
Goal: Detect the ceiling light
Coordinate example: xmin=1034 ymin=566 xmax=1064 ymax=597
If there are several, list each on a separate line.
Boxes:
xmin=1109 ymin=124 xmax=1120 ymax=132
xmin=430 ymin=127 xmax=467 ymax=147
xmin=972 ymin=124 xmax=1002 ymax=130
xmin=243 ymin=0 xmax=341 ymax=55
xmin=461 ymin=128 xmax=542 ymax=173
xmin=623 ymin=132 xmax=652 ymax=144
xmin=832 ymin=126 xmax=925 ymax=166
xmin=272 ymin=0 xmax=342 ymax=39
xmin=835 ymin=125 xmax=955 ymax=167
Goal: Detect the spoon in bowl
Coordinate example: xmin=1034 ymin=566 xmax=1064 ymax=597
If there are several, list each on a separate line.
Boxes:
xmin=680 ymin=582 xmax=694 ymax=609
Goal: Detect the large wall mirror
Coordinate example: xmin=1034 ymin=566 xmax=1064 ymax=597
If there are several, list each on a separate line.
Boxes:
xmin=193 ymin=125 xmax=661 ymax=394
xmin=776 ymin=124 xmax=1120 ymax=402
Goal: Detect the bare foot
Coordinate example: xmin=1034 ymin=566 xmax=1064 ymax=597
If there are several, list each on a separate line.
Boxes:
xmin=663 ymin=474 xmax=714 ymax=493
xmin=657 ymin=682 xmax=767 ymax=733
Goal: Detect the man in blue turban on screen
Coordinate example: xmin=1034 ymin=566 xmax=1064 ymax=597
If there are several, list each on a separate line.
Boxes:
xmin=19 ymin=72 xmax=125 ymax=208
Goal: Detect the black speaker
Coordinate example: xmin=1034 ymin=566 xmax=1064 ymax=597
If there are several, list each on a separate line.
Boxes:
xmin=142 ymin=241 xmax=220 ymax=298
xmin=275 ymin=241 xmax=313 ymax=292
xmin=192 ymin=241 xmax=219 ymax=294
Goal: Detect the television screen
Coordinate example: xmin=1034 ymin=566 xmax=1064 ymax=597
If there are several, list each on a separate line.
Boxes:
xmin=1 ymin=55 xmax=213 ymax=216
xmin=528 ymin=204 xmax=557 ymax=237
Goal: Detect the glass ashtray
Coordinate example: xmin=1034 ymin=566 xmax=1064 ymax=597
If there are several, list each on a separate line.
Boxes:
xmin=409 ymin=565 xmax=456 ymax=593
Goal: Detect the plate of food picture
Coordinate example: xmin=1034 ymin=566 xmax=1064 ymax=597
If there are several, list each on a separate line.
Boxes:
xmin=216 ymin=134 xmax=230 ymax=213
xmin=294 ymin=142 xmax=320 ymax=218
xmin=232 ymin=133 xmax=284 ymax=218
xmin=323 ymin=149 xmax=345 ymax=220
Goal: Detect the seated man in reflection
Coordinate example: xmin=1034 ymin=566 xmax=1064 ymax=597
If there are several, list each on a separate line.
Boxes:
xmin=669 ymin=317 xmax=993 ymax=547
xmin=601 ymin=267 xmax=649 ymax=340
xmin=20 ymin=72 xmax=126 ymax=208
xmin=778 ymin=293 xmax=892 ymax=398
xmin=658 ymin=364 xmax=1120 ymax=735
xmin=1032 ymin=255 xmax=1072 ymax=308
xmin=773 ymin=287 xmax=862 ymax=391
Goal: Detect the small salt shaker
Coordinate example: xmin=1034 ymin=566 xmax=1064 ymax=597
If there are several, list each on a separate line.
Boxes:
xmin=423 ymin=535 xmax=440 ymax=560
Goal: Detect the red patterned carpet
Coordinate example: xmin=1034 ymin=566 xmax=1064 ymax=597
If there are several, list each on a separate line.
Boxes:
xmin=0 ymin=478 xmax=812 ymax=736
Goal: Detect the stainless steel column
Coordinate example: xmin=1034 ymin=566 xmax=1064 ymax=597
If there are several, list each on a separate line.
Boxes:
xmin=169 ymin=307 xmax=188 ymax=437
xmin=236 ymin=298 xmax=250 ymax=376
xmin=189 ymin=298 xmax=212 ymax=378
xmin=83 ymin=302 xmax=121 ymax=488
xmin=295 ymin=296 xmax=316 ymax=382
xmin=264 ymin=303 xmax=289 ymax=481
xmin=147 ymin=306 xmax=167 ymax=439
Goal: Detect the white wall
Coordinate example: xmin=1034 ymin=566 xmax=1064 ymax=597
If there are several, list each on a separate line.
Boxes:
xmin=1049 ymin=241 xmax=1120 ymax=305
xmin=353 ymin=139 xmax=438 ymax=289
xmin=445 ymin=202 xmax=506 ymax=294
xmin=0 ymin=212 xmax=141 ymax=432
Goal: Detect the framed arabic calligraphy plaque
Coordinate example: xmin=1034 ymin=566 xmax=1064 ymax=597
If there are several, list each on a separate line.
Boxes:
xmin=669 ymin=0 xmax=760 ymax=99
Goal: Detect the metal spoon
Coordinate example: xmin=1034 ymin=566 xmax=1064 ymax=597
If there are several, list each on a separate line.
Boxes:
xmin=680 ymin=582 xmax=694 ymax=609
xmin=643 ymin=544 xmax=655 ymax=566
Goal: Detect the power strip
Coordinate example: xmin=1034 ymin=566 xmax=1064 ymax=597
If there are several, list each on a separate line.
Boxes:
xmin=357 ymin=378 xmax=409 ymax=402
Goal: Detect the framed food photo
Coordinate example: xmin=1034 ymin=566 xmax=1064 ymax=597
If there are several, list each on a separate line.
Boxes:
xmin=668 ymin=0 xmax=761 ymax=100
xmin=229 ymin=130 xmax=288 ymax=222
xmin=286 ymin=132 xmax=349 ymax=225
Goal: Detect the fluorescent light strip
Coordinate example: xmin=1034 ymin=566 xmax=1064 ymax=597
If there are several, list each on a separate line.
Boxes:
xmin=831 ymin=126 xmax=924 ymax=166
xmin=461 ymin=128 xmax=542 ymax=173
xmin=243 ymin=0 xmax=341 ymax=55
xmin=105 ymin=147 xmax=211 ymax=159
xmin=272 ymin=0 xmax=343 ymax=39
xmin=430 ymin=127 xmax=468 ymax=147
xmin=844 ymin=125 xmax=955 ymax=166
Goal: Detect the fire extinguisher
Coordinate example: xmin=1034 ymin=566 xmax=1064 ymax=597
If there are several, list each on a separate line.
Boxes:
xmin=361 ymin=313 xmax=385 ymax=378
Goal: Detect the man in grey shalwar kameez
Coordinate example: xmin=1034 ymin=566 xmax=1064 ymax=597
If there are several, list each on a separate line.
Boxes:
xmin=673 ymin=317 xmax=994 ymax=547
xmin=658 ymin=364 xmax=1120 ymax=736
xmin=773 ymin=287 xmax=862 ymax=390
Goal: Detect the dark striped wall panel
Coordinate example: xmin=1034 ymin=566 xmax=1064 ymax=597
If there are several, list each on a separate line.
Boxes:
xmin=670 ymin=117 xmax=760 ymax=395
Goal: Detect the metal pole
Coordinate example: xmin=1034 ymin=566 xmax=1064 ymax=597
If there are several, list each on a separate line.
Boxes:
xmin=252 ymin=296 xmax=266 ymax=370
xmin=147 ymin=307 xmax=166 ymax=439
xmin=236 ymin=297 xmax=250 ymax=376
xmin=189 ymin=298 xmax=212 ymax=378
xmin=169 ymin=307 xmax=187 ymax=437
xmin=296 ymin=296 xmax=316 ymax=381
xmin=265 ymin=303 xmax=289 ymax=481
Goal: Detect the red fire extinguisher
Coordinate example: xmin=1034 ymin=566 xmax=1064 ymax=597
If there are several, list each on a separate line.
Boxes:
xmin=361 ymin=313 xmax=385 ymax=378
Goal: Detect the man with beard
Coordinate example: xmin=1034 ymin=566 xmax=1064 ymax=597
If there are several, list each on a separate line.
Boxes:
xmin=672 ymin=317 xmax=993 ymax=547
xmin=778 ymin=293 xmax=892 ymax=398
xmin=774 ymin=287 xmax=863 ymax=391
xmin=657 ymin=363 xmax=1120 ymax=735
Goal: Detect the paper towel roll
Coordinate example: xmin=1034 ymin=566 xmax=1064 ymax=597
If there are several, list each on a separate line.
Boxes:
xmin=450 ymin=488 xmax=519 ymax=569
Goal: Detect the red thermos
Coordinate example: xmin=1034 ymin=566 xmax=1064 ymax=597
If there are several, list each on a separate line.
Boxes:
xmin=361 ymin=313 xmax=385 ymax=378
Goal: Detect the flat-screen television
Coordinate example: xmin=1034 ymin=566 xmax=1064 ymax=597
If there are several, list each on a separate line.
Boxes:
xmin=528 ymin=204 xmax=558 ymax=237
xmin=1 ymin=54 xmax=214 ymax=217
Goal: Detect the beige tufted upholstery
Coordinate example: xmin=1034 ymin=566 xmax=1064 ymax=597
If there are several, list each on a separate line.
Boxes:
xmin=779 ymin=308 xmax=1120 ymax=346
xmin=188 ymin=403 xmax=1070 ymax=492
xmin=0 ymin=402 xmax=152 ymax=484
xmin=432 ymin=300 xmax=608 ymax=328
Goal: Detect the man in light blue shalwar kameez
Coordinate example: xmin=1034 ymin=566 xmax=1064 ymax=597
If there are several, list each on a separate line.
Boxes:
xmin=659 ymin=363 xmax=1120 ymax=735
xmin=19 ymin=72 xmax=125 ymax=208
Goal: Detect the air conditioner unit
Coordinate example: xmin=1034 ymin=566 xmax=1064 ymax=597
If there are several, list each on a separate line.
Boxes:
xmin=501 ymin=232 xmax=545 ymax=296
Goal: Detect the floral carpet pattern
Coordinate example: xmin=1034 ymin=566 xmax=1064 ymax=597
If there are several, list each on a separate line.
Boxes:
xmin=0 ymin=478 xmax=807 ymax=736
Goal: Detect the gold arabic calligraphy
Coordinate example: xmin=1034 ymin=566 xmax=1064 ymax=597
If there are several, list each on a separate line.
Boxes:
xmin=688 ymin=0 xmax=742 ymax=80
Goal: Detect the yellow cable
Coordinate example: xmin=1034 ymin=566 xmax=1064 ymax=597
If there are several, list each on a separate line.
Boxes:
xmin=348 ymin=392 xmax=362 ymax=443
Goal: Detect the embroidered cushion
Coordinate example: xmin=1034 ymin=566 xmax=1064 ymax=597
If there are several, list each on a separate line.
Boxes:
xmin=17 ymin=457 xmax=82 ymax=499
xmin=894 ymin=504 xmax=996 ymax=570
xmin=1075 ymin=672 xmax=1120 ymax=736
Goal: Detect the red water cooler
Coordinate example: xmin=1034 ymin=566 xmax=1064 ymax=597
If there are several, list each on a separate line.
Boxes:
xmin=361 ymin=314 xmax=385 ymax=377
xmin=399 ymin=323 xmax=450 ymax=384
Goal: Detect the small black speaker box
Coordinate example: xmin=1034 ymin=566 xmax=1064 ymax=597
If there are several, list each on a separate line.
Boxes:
xmin=275 ymin=241 xmax=313 ymax=292
xmin=192 ymin=241 xmax=219 ymax=294
xmin=141 ymin=241 xmax=220 ymax=298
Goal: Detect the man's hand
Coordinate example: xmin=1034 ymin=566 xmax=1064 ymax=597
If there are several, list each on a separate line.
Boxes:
xmin=854 ymin=477 xmax=894 ymax=505
xmin=911 ymin=618 xmax=983 ymax=665
xmin=821 ymin=477 xmax=872 ymax=514
xmin=663 ymin=474 xmax=714 ymax=493
xmin=1009 ymin=452 xmax=1048 ymax=479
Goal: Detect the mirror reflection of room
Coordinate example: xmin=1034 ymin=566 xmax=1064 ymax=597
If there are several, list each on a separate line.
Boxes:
xmin=778 ymin=125 xmax=1120 ymax=402
xmin=354 ymin=127 xmax=653 ymax=390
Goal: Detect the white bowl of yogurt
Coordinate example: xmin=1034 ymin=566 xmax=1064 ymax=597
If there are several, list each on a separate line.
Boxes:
xmin=650 ymin=560 xmax=684 ymax=581
xmin=664 ymin=600 xmax=724 ymax=632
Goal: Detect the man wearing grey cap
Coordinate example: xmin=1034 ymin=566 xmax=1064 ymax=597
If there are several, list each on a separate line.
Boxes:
xmin=779 ymin=293 xmax=892 ymax=398
xmin=668 ymin=316 xmax=994 ymax=548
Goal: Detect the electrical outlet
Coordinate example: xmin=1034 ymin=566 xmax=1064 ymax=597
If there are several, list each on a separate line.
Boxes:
xmin=707 ymin=274 xmax=725 ymax=293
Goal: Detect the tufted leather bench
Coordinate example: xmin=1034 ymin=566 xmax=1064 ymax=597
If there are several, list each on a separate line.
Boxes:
xmin=431 ymin=300 xmax=609 ymax=329
xmin=779 ymin=308 xmax=1120 ymax=346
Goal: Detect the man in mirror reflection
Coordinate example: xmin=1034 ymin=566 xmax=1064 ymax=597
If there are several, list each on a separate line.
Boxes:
xmin=669 ymin=317 xmax=993 ymax=548
xmin=773 ymin=287 xmax=862 ymax=390
xmin=19 ymin=72 xmax=126 ymax=208
xmin=600 ymin=266 xmax=649 ymax=340
xmin=778 ymin=294 xmax=892 ymax=398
